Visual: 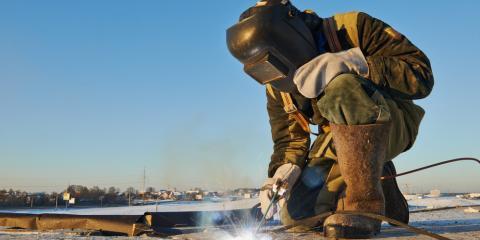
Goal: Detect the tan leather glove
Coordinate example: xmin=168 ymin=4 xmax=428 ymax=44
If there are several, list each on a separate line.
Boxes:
xmin=259 ymin=163 xmax=302 ymax=219
xmin=293 ymin=47 xmax=369 ymax=98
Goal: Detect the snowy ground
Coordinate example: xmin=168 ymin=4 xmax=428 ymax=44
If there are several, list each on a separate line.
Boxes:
xmin=0 ymin=198 xmax=259 ymax=215
xmin=407 ymin=195 xmax=480 ymax=211
xmin=1 ymin=196 xmax=480 ymax=239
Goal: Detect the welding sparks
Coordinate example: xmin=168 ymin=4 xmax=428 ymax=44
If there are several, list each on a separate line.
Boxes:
xmin=196 ymin=196 xmax=275 ymax=240
xmin=218 ymin=229 xmax=272 ymax=240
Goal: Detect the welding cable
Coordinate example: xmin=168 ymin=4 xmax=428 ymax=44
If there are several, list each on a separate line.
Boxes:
xmin=270 ymin=210 xmax=451 ymax=240
xmin=382 ymin=157 xmax=480 ymax=180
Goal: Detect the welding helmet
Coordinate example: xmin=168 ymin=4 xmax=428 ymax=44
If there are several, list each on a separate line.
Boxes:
xmin=226 ymin=0 xmax=318 ymax=92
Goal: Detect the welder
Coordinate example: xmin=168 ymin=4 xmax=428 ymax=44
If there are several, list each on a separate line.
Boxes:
xmin=227 ymin=0 xmax=434 ymax=238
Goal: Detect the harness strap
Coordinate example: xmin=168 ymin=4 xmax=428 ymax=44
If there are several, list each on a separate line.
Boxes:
xmin=266 ymin=84 xmax=277 ymax=100
xmin=275 ymin=17 xmax=342 ymax=136
xmin=280 ymin=92 xmax=316 ymax=135
xmin=323 ymin=17 xmax=343 ymax=53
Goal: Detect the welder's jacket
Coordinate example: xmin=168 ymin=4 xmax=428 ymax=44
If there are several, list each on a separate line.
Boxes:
xmin=266 ymin=12 xmax=434 ymax=177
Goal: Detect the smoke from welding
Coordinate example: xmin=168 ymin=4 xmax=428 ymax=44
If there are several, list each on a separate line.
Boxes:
xmin=152 ymin=116 xmax=268 ymax=191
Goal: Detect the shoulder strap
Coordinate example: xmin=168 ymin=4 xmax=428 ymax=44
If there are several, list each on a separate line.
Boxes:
xmin=280 ymin=92 xmax=317 ymax=135
xmin=266 ymin=84 xmax=277 ymax=100
xmin=323 ymin=17 xmax=343 ymax=53
xmin=273 ymin=17 xmax=344 ymax=135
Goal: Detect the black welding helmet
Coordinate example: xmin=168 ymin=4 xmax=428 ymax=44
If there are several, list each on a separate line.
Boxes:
xmin=226 ymin=0 xmax=318 ymax=92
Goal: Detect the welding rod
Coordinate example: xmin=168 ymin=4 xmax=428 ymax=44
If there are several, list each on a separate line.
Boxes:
xmin=256 ymin=190 xmax=279 ymax=233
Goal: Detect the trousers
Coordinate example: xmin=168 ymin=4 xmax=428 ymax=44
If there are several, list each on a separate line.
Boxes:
xmin=280 ymin=73 xmax=425 ymax=226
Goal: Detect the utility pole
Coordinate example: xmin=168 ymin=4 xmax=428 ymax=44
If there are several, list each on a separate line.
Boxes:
xmin=142 ymin=167 xmax=146 ymax=194
xmin=142 ymin=167 xmax=146 ymax=204
xmin=404 ymin=184 xmax=411 ymax=195
xmin=65 ymin=182 xmax=70 ymax=209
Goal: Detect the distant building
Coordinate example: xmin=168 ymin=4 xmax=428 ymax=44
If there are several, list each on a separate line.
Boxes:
xmin=233 ymin=188 xmax=260 ymax=197
xmin=459 ymin=193 xmax=480 ymax=200
xmin=428 ymin=189 xmax=442 ymax=198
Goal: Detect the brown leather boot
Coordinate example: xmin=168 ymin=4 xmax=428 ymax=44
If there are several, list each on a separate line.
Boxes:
xmin=335 ymin=153 xmax=409 ymax=229
xmin=324 ymin=123 xmax=390 ymax=239
xmin=382 ymin=161 xmax=409 ymax=225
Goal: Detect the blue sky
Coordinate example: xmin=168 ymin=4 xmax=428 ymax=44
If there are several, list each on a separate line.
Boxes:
xmin=1 ymin=0 xmax=479 ymax=193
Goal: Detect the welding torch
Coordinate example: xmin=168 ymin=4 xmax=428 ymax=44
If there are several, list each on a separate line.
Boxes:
xmin=256 ymin=180 xmax=289 ymax=233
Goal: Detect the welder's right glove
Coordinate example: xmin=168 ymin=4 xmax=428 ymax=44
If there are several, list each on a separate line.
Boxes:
xmin=259 ymin=163 xmax=302 ymax=219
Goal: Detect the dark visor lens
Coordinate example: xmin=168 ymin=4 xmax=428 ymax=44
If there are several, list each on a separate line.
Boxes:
xmin=244 ymin=53 xmax=289 ymax=85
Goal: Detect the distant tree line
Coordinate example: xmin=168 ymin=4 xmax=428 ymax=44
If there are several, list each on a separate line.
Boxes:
xmin=0 ymin=186 xmax=261 ymax=208
xmin=0 ymin=189 xmax=48 ymax=208
xmin=0 ymin=185 xmax=141 ymax=208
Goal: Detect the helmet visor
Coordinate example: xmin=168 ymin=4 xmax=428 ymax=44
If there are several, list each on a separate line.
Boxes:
xmin=244 ymin=52 xmax=289 ymax=85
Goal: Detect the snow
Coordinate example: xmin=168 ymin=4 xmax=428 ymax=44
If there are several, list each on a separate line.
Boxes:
xmin=1 ymin=196 xmax=480 ymax=239
xmin=0 ymin=198 xmax=259 ymax=215
xmin=2 ymin=196 xmax=479 ymax=216
xmin=465 ymin=207 xmax=480 ymax=213
xmin=408 ymin=196 xmax=480 ymax=210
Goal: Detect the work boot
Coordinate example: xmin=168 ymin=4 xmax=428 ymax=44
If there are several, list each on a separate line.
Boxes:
xmin=324 ymin=123 xmax=390 ymax=239
xmin=334 ymin=151 xmax=409 ymax=229
xmin=382 ymin=161 xmax=409 ymax=225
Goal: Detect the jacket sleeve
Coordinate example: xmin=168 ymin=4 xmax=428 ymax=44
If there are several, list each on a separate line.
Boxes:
xmin=357 ymin=12 xmax=434 ymax=99
xmin=266 ymin=86 xmax=310 ymax=177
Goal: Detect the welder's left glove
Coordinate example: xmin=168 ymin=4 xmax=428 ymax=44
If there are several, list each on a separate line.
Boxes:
xmin=293 ymin=47 xmax=369 ymax=98
xmin=259 ymin=163 xmax=302 ymax=219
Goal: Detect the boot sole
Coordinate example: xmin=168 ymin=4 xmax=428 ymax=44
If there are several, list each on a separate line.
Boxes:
xmin=324 ymin=224 xmax=380 ymax=239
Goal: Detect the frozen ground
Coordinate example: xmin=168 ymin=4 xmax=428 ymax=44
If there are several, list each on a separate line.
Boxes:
xmin=1 ymin=196 xmax=480 ymax=239
xmin=0 ymin=198 xmax=259 ymax=215
xmin=407 ymin=195 xmax=480 ymax=211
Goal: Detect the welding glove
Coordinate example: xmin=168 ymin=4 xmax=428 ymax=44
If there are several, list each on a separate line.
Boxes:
xmin=260 ymin=163 xmax=302 ymax=219
xmin=293 ymin=47 xmax=369 ymax=99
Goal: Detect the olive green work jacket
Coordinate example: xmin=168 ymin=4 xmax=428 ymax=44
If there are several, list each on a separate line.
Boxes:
xmin=266 ymin=12 xmax=434 ymax=177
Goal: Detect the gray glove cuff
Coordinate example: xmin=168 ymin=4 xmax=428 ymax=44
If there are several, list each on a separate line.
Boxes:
xmin=293 ymin=47 xmax=369 ymax=98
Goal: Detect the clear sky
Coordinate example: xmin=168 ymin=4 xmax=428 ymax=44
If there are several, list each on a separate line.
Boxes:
xmin=1 ymin=0 xmax=479 ymax=193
